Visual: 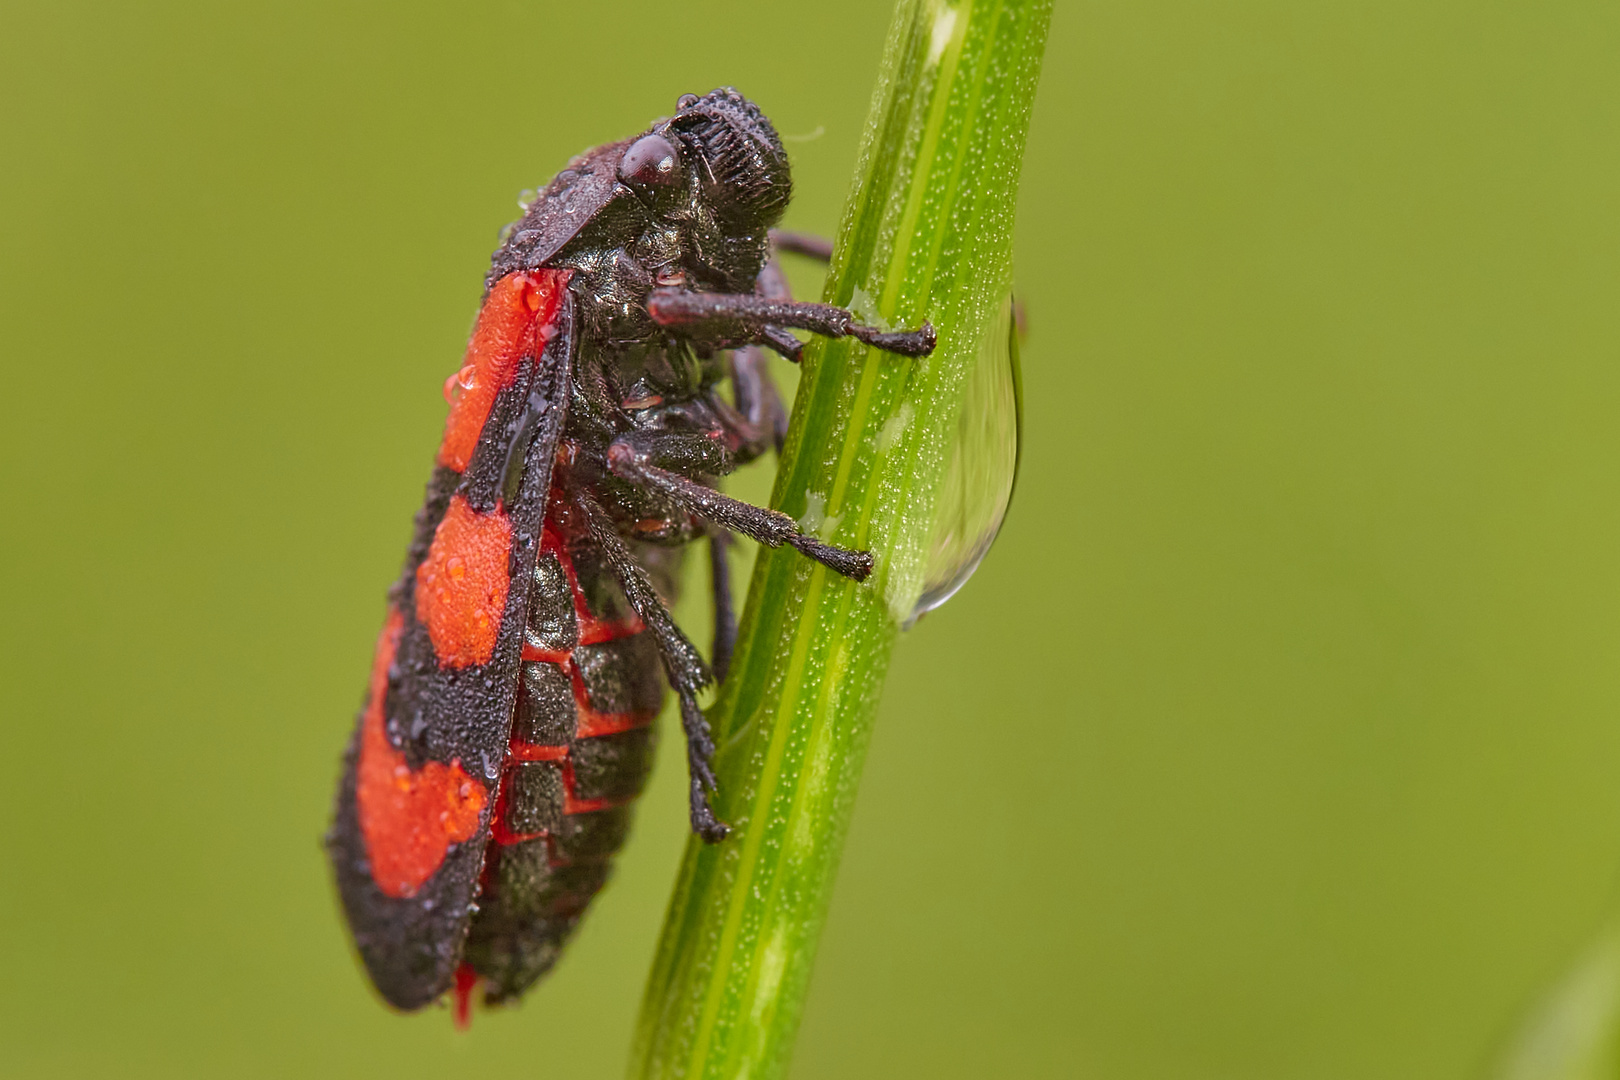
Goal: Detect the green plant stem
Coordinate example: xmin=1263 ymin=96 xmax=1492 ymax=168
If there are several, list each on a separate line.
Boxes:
xmin=630 ymin=2 xmax=1050 ymax=1077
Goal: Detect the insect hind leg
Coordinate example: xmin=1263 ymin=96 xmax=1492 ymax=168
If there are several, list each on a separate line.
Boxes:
xmin=571 ymin=487 xmax=729 ymax=843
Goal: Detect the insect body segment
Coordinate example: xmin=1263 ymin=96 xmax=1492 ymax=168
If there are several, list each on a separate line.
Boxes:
xmin=462 ymin=511 xmax=673 ymax=1003
xmin=327 ymin=87 xmax=936 ymax=1018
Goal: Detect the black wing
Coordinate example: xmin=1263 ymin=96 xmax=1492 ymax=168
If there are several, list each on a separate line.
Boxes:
xmin=327 ymin=280 xmax=576 ymax=1011
xmin=485 ymin=139 xmax=638 ymax=295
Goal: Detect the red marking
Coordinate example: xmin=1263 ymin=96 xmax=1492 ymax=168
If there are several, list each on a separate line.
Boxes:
xmin=437 ymin=269 xmax=569 ymax=472
xmin=518 ymin=650 xmax=653 ymax=733
xmin=578 ymin=616 xmax=644 ymax=646
xmin=491 ymin=822 xmax=547 ymax=846
xmin=560 ymin=757 xmax=633 ymax=816
xmin=541 ymin=522 xmax=646 ymax=644
xmin=488 ymin=768 xmax=550 ymax=846
xmin=355 ymin=608 xmax=488 ymax=898
xmin=415 ymin=495 xmax=512 ymax=668
xmin=568 ymin=658 xmax=654 ymax=738
xmin=574 ymin=707 xmax=652 ymax=740
xmin=509 ymin=741 xmax=569 ymax=762
xmin=562 ymin=792 xmax=622 ymax=815
xmin=453 ymin=964 xmax=477 ymax=1030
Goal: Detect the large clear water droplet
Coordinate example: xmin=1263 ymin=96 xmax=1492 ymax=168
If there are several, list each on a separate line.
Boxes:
xmin=905 ymin=293 xmax=1023 ymax=627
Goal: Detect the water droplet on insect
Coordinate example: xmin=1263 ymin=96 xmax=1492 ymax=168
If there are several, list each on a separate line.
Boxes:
xmin=446 ymin=555 xmax=466 ymax=581
xmin=905 ymin=292 xmax=1023 ymax=627
xmin=443 ymin=363 xmax=477 ymax=404
xmin=517 ymin=188 xmax=539 ymax=211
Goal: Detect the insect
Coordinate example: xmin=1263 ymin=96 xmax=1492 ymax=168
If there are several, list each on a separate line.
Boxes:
xmin=326 ymin=88 xmax=935 ymax=1020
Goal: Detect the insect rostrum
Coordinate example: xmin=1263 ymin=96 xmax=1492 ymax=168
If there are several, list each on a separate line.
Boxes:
xmin=325 ymin=89 xmax=935 ymax=1019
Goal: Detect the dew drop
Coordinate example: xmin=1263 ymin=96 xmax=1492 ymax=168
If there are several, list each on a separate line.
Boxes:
xmin=443 ymin=363 xmax=477 ymax=404
xmin=798 ymin=492 xmax=827 ymax=534
xmin=848 ymin=286 xmax=891 ymax=331
xmin=905 ymin=291 xmax=1023 ymax=627
xmin=446 ymin=555 xmax=466 ymax=581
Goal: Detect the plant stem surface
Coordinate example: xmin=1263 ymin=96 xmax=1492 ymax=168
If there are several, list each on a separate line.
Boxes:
xmin=631 ymin=2 xmax=1051 ymax=1076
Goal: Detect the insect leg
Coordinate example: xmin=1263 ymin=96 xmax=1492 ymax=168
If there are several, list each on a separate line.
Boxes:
xmin=764 ymin=231 xmax=1029 ymax=348
xmin=571 ymin=487 xmax=729 ymax=843
xmin=726 ymin=246 xmax=804 ymax=447
xmin=768 ymin=229 xmax=833 ymax=262
xmin=646 ymin=289 xmax=936 ymax=359
xmin=606 ymin=434 xmax=873 ymax=582
xmin=727 ymin=346 xmax=789 ymax=453
xmin=709 ymin=531 xmax=736 ymax=683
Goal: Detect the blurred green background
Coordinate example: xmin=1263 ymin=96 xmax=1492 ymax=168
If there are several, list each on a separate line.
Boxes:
xmin=4 ymin=1 xmax=1620 ymax=1077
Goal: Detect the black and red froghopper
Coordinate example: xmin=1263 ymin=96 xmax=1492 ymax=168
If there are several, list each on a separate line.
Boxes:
xmin=325 ymin=89 xmax=935 ymax=1020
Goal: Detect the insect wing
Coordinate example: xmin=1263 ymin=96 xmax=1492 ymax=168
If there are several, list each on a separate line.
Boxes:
xmin=327 ymin=273 xmax=576 ymax=1010
xmin=485 ymin=139 xmax=634 ymax=295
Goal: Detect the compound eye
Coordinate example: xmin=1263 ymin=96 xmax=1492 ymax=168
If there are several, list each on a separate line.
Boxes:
xmin=618 ymin=134 xmax=683 ymax=191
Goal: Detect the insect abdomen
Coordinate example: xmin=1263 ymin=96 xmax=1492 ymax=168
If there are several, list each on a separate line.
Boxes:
xmin=460 ymin=497 xmax=679 ymax=1003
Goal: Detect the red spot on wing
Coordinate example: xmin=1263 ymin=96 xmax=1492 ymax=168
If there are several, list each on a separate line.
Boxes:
xmin=415 ymin=495 xmax=512 ymax=668
xmin=356 ymin=608 xmax=489 ymax=898
xmin=437 ymin=269 xmax=568 ymax=472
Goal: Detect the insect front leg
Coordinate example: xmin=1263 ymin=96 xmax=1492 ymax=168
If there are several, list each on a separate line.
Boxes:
xmin=646 ymin=290 xmax=936 ymax=361
xmin=724 ymin=243 xmax=813 ymax=453
xmin=762 ymin=230 xmax=1029 ymax=346
xmin=571 ymin=488 xmax=729 ymax=843
xmin=605 ymin=432 xmax=873 ymax=581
